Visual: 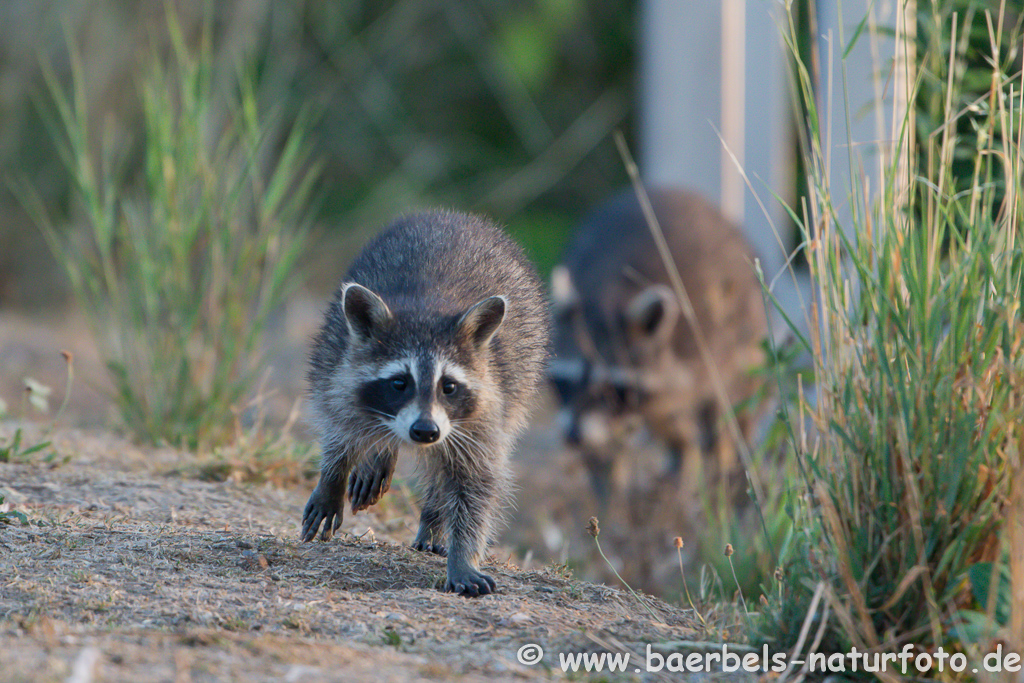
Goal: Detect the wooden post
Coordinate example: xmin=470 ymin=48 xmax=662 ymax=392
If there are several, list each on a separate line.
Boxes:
xmin=640 ymin=0 xmax=794 ymax=317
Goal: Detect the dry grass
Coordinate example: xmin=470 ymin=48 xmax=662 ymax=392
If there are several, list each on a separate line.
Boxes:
xmin=759 ymin=0 xmax=1024 ymax=670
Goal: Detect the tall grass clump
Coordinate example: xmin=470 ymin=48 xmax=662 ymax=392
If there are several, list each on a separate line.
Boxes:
xmin=761 ymin=1 xmax=1024 ymax=669
xmin=22 ymin=16 xmax=319 ymax=449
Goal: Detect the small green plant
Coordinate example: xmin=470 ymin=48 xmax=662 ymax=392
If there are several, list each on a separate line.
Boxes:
xmin=545 ymin=562 xmax=575 ymax=581
xmin=21 ymin=10 xmax=319 ymax=449
xmin=381 ymin=626 xmax=402 ymax=648
xmin=0 ymin=352 xmax=74 ymax=464
xmin=0 ymin=494 xmax=29 ymax=526
xmin=0 ymin=428 xmax=51 ymax=464
xmin=220 ymin=616 xmax=248 ymax=632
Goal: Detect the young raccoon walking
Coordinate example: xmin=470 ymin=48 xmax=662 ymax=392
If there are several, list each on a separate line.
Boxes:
xmin=301 ymin=210 xmax=549 ymax=596
xmin=549 ymin=186 xmax=766 ymax=507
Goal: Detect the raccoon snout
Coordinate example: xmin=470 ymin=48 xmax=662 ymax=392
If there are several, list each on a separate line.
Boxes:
xmin=409 ymin=417 xmax=441 ymax=444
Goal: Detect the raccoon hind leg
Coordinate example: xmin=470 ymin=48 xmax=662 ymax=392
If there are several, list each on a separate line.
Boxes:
xmin=348 ymin=448 xmax=397 ymax=513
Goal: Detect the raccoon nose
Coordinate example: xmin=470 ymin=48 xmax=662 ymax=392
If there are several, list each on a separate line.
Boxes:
xmin=409 ymin=418 xmax=440 ymax=444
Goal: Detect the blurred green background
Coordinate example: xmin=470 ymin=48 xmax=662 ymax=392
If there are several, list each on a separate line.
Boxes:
xmin=0 ymin=0 xmax=637 ymax=306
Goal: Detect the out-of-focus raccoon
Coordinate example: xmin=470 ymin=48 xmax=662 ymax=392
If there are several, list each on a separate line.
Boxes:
xmin=548 ymin=186 xmax=767 ymax=507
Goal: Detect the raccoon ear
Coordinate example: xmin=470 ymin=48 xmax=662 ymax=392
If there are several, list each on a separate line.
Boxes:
xmin=550 ymin=265 xmax=578 ymax=310
xmin=458 ymin=295 xmax=506 ymax=349
xmin=625 ymin=285 xmax=679 ymax=342
xmin=342 ymin=283 xmax=392 ymax=340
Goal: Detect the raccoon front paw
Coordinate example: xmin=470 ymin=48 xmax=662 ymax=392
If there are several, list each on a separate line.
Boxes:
xmin=412 ymin=539 xmax=447 ymax=556
xmin=444 ymin=568 xmax=496 ymax=597
xmin=348 ymin=452 xmax=395 ymax=513
xmin=301 ymin=486 xmax=344 ymax=542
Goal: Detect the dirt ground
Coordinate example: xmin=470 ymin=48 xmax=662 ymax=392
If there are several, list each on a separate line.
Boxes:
xmin=0 ymin=307 xmax=760 ymax=682
xmin=0 ymin=424 xmax=722 ymax=682
xmin=0 ymin=305 xmax=731 ymax=593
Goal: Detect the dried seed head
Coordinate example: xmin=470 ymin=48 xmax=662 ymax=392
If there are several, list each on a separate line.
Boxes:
xmin=674 ymin=537 xmax=684 ymax=549
xmin=724 ymin=543 xmax=734 ymax=557
xmin=586 ymin=517 xmax=600 ymax=538
xmin=760 ymin=594 xmax=769 ymax=607
xmin=774 ymin=566 xmax=783 ymax=583
xmin=60 ymin=350 xmax=73 ymax=364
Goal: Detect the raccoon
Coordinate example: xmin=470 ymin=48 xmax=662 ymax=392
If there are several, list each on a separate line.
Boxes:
xmin=548 ymin=186 xmax=766 ymax=506
xmin=301 ymin=210 xmax=548 ymax=597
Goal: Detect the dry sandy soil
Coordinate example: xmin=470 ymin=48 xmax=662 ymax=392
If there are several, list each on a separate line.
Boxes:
xmin=0 ymin=306 xmax=745 ymax=597
xmin=0 ymin=308 xmax=764 ymax=682
xmin=0 ymin=423 xmax=741 ymax=683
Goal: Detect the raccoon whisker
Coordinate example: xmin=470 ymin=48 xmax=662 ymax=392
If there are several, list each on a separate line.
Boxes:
xmin=441 ymin=431 xmax=472 ymax=468
xmin=446 ymin=427 xmax=491 ymax=475
xmin=446 ymin=426 xmax=474 ymax=452
xmin=361 ymin=407 xmax=397 ymax=420
xmin=358 ymin=424 xmax=387 ymax=448
xmin=439 ymin=438 xmax=458 ymax=468
xmin=447 ymin=436 xmax=480 ymax=466
xmin=450 ymin=426 xmax=489 ymax=458
xmin=350 ymin=415 xmax=397 ymax=443
xmin=364 ymin=434 xmax=395 ymax=461
xmin=443 ymin=427 xmax=470 ymax=455
xmin=346 ymin=414 xmax=385 ymax=435
xmin=360 ymin=426 xmax=397 ymax=455
xmin=349 ymin=422 xmax=394 ymax=455
xmin=380 ymin=428 xmax=400 ymax=451
xmin=347 ymin=423 xmax=387 ymax=450
xmin=345 ymin=421 xmax=377 ymax=439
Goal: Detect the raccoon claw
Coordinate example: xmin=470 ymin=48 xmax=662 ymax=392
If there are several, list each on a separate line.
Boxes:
xmin=412 ymin=540 xmax=447 ymax=556
xmin=348 ymin=452 xmax=395 ymax=513
xmin=301 ymin=488 xmax=343 ymax=542
xmin=444 ymin=569 xmax=496 ymax=597
xmin=348 ymin=474 xmax=375 ymax=513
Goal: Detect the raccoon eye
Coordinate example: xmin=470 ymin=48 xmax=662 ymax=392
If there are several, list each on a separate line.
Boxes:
xmin=441 ymin=379 xmax=458 ymax=396
xmin=391 ymin=377 xmax=408 ymax=392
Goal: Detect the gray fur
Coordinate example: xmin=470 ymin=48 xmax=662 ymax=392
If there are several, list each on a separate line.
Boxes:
xmin=302 ymin=210 xmax=549 ymax=597
xmin=549 ymin=187 xmax=766 ymax=506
